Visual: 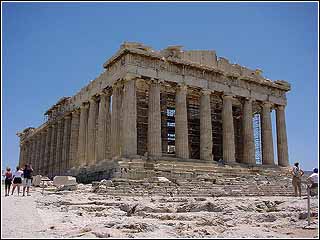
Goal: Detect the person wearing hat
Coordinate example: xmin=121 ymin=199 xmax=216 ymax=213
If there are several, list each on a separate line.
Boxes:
xmin=291 ymin=162 xmax=304 ymax=197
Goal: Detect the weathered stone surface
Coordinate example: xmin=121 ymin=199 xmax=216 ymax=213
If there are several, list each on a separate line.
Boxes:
xmin=53 ymin=176 xmax=77 ymax=187
xmin=17 ymin=43 xmax=291 ymax=184
xmin=32 ymin=175 xmax=42 ymax=187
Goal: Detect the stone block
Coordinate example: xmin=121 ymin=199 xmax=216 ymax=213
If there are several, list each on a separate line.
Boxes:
xmin=53 ymin=176 xmax=77 ymax=187
xmin=32 ymin=175 xmax=42 ymax=187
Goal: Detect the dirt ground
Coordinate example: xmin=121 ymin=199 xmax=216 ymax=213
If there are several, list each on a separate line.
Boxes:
xmin=1 ymin=184 xmax=319 ymax=238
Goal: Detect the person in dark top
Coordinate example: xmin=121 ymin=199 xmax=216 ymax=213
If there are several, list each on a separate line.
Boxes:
xmin=22 ymin=164 xmax=33 ymax=196
xmin=3 ymin=167 xmax=13 ymax=196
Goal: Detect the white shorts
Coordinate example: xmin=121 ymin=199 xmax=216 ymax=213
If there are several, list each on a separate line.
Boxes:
xmin=23 ymin=178 xmax=32 ymax=187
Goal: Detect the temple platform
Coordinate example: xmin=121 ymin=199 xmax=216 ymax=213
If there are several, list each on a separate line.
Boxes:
xmin=70 ymin=157 xmax=306 ymax=197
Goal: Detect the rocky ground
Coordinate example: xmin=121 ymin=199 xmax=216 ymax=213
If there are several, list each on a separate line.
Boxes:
xmin=1 ymin=183 xmax=319 ymax=238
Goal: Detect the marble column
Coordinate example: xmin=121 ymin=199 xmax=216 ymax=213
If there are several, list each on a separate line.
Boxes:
xmin=276 ymin=105 xmax=289 ymax=167
xmin=200 ymin=89 xmax=213 ymax=161
xmin=69 ymin=110 xmax=80 ymax=168
xmin=39 ymin=130 xmax=47 ymax=175
xmin=50 ymin=123 xmax=57 ymax=177
xmin=61 ymin=114 xmax=71 ymax=173
xmin=147 ymin=80 xmax=162 ymax=157
xmin=19 ymin=144 xmax=23 ymax=168
xmin=97 ymin=91 xmax=111 ymax=161
xmin=87 ymin=98 xmax=98 ymax=165
xmin=77 ymin=103 xmax=89 ymax=166
xmin=55 ymin=120 xmax=64 ymax=175
xmin=222 ymin=94 xmax=236 ymax=163
xmin=27 ymin=141 xmax=32 ymax=165
xmin=44 ymin=126 xmax=52 ymax=176
xmin=261 ymin=102 xmax=275 ymax=165
xmin=175 ymin=84 xmax=189 ymax=159
xmin=30 ymin=139 xmax=36 ymax=167
xmin=122 ymin=79 xmax=137 ymax=157
xmin=111 ymin=83 xmax=122 ymax=157
xmin=35 ymin=134 xmax=42 ymax=174
xmin=19 ymin=143 xmax=23 ymax=169
xmin=242 ymin=98 xmax=255 ymax=164
xmin=23 ymin=143 xmax=29 ymax=167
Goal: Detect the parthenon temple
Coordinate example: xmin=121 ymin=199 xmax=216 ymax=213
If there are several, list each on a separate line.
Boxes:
xmin=17 ymin=42 xmax=291 ymax=182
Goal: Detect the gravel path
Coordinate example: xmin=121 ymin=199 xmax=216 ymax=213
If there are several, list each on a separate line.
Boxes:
xmin=1 ymin=185 xmax=50 ymax=238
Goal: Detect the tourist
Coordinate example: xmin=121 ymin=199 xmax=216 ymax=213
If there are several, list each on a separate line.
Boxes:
xmin=11 ymin=166 xmax=23 ymax=196
xmin=307 ymin=168 xmax=318 ymax=196
xmin=291 ymin=162 xmax=304 ymax=197
xmin=3 ymin=167 xmax=13 ymax=196
xmin=22 ymin=164 xmax=33 ymax=196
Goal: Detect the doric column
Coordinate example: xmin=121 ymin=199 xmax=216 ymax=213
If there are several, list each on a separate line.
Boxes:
xmin=147 ymin=80 xmax=162 ymax=157
xmin=55 ymin=119 xmax=64 ymax=175
xmin=30 ymin=139 xmax=36 ymax=167
xmin=222 ymin=94 xmax=236 ymax=163
xmin=23 ymin=143 xmax=28 ymax=167
xmin=175 ymin=83 xmax=189 ymax=159
xmin=44 ymin=126 xmax=52 ymax=176
xmin=35 ymin=134 xmax=42 ymax=174
xmin=200 ymin=89 xmax=213 ymax=161
xmin=261 ymin=102 xmax=275 ymax=165
xmin=96 ymin=91 xmax=111 ymax=161
xmin=242 ymin=98 xmax=255 ymax=164
xmin=49 ymin=123 xmax=57 ymax=177
xmin=39 ymin=130 xmax=47 ymax=175
xmin=77 ymin=103 xmax=89 ymax=166
xmin=87 ymin=97 xmax=98 ymax=165
xmin=61 ymin=114 xmax=71 ymax=173
xmin=276 ymin=105 xmax=289 ymax=167
xmin=26 ymin=141 xmax=32 ymax=165
xmin=122 ymin=78 xmax=137 ymax=157
xmin=69 ymin=110 xmax=80 ymax=168
xmin=19 ymin=144 xmax=23 ymax=168
xmin=111 ymin=82 xmax=122 ymax=157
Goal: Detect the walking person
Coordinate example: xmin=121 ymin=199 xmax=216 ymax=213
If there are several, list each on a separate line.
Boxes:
xmin=11 ymin=166 xmax=23 ymax=196
xmin=22 ymin=164 xmax=33 ymax=196
xmin=291 ymin=162 xmax=304 ymax=197
xmin=3 ymin=167 xmax=13 ymax=196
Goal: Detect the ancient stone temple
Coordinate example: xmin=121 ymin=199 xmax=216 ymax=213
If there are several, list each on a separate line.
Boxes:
xmin=17 ymin=42 xmax=291 ymax=182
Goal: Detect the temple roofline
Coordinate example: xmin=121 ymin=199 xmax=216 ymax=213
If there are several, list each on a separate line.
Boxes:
xmin=102 ymin=42 xmax=290 ymax=92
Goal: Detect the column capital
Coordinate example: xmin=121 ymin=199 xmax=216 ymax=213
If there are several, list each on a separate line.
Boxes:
xmin=201 ymin=88 xmax=212 ymax=96
xmin=277 ymin=105 xmax=286 ymax=110
xmin=80 ymin=102 xmax=90 ymax=109
xmin=100 ymin=87 xmax=112 ymax=96
xmin=123 ymin=73 xmax=140 ymax=82
xmin=64 ymin=114 xmax=71 ymax=120
xmin=223 ymin=94 xmax=234 ymax=100
xmin=71 ymin=108 xmax=80 ymax=115
xmin=262 ymin=101 xmax=273 ymax=108
xmin=177 ymin=83 xmax=188 ymax=92
xmin=243 ymin=97 xmax=253 ymax=102
xmin=112 ymin=80 xmax=123 ymax=90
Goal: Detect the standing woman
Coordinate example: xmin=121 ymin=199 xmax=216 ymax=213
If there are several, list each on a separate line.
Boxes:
xmin=11 ymin=166 xmax=23 ymax=196
xmin=3 ymin=167 xmax=13 ymax=196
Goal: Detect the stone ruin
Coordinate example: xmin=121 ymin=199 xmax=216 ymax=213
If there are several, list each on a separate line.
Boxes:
xmin=17 ymin=42 xmax=298 ymax=196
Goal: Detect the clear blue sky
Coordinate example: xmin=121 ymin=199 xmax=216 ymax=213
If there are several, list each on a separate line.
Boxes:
xmin=2 ymin=2 xmax=318 ymax=171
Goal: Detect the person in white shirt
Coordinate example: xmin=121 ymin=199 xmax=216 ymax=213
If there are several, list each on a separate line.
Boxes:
xmin=307 ymin=168 xmax=318 ymax=188
xmin=11 ymin=166 xmax=23 ymax=196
